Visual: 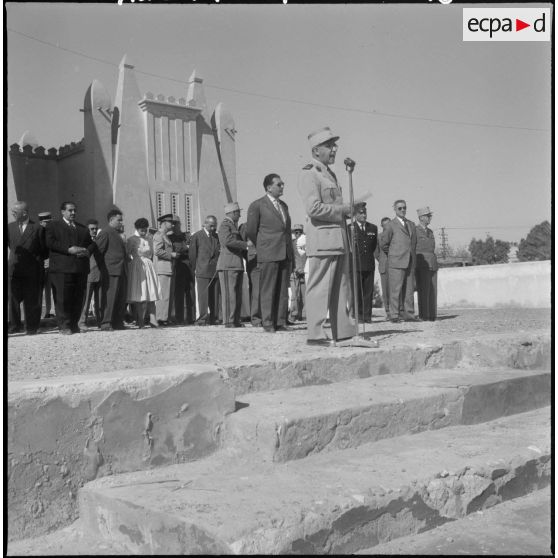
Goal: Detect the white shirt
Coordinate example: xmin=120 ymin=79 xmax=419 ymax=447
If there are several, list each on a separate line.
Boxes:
xmin=267 ymin=194 xmax=286 ymax=223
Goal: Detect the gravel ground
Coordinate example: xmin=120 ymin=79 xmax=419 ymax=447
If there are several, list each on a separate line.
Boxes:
xmin=7 ymin=308 xmax=550 ymax=381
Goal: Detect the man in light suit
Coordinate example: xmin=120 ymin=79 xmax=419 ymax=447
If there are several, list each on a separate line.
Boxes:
xmin=246 ymin=174 xmax=293 ymax=333
xmin=153 ymin=213 xmax=177 ymax=326
xmin=380 ymin=199 xmax=420 ymax=323
xmin=8 ymin=201 xmax=47 ymax=334
xmin=297 ymin=127 xmax=376 ymax=347
xmin=217 ymin=202 xmax=250 ymax=328
xmin=415 ymin=206 xmax=439 ymax=321
xmin=374 ymin=217 xmax=392 ymax=320
xmin=45 ymin=201 xmax=95 ymax=334
xmin=96 ymin=209 xmax=128 ymax=331
xmin=189 ymin=215 xmax=221 ymax=326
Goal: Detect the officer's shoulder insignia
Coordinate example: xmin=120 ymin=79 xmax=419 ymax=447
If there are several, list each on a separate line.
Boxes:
xmin=302 ymin=164 xmax=313 ymax=170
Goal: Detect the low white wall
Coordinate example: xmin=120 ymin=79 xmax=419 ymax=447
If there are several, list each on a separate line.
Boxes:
xmin=438 ymin=261 xmax=551 ymax=308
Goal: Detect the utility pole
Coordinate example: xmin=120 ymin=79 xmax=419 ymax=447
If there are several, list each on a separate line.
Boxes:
xmin=439 ymin=227 xmax=449 ymax=259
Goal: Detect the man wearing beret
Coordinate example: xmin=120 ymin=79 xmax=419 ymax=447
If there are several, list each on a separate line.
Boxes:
xmin=246 ymin=174 xmax=293 ymax=333
xmin=153 ymin=213 xmax=177 ymax=326
xmin=415 ymin=206 xmax=438 ymax=321
xmin=380 ymin=199 xmax=420 ymax=323
xmin=297 ymin=127 xmax=377 ymax=347
xmin=348 ymin=202 xmax=378 ymax=323
xmin=217 ymin=202 xmax=250 ymax=328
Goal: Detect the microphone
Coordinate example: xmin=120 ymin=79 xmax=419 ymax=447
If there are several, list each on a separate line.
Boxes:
xmin=344 ymin=157 xmax=356 ymax=172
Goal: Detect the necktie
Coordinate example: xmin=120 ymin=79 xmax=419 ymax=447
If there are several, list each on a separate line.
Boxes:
xmin=404 ymin=220 xmax=410 ymax=234
xmin=18 ymin=223 xmax=23 ymax=234
xmin=272 ymin=199 xmax=285 ymax=223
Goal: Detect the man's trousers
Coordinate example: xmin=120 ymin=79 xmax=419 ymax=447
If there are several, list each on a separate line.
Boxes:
xmin=8 ymin=273 xmax=42 ymax=332
xmin=259 ymin=259 xmax=289 ymax=329
xmin=195 ymin=276 xmax=220 ymax=324
xmin=101 ymin=274 xmax=127 ymax=327
xmin=246 ymin=257 xmax=262 ymax=326
xmin=50 ymin=272 xmax=87 ymax=332
xmin=415 ymin=268 xmax=437 ymax=321
xmin=388 ymin=264 xmax=415 ymax=319
xmin=218 ymin=270 xmax=243 ymax=326
xmin=305 ymin=253 xmax=355 ymax=341
xmin=356 ymin=268 xmax=375 ymax=321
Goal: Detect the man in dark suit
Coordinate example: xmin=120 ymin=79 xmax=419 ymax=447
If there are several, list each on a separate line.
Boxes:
xmin=374 ymin=217 xmax=392 ymax=319
xmin=45 ymin=201 xmax=95 ymax=334
xmin=95 ymin=208 xmax=128 ymax=331
xmin=349 ymin=203 xmax=378 ymax=323
xmin=169 ymin=216 xmax=196 ymax=325
xmin=380 ymin=199 xmax=420 ymax=323
xmin=78 ymin=219 xmax=102 ymax=330
xmin=415 ymin=206 xmax=439 ymax=321
xmin=37 ymin=211 xmax=56 ymax=320
xmin=8 ymin=201 xmax=46 ymax=334
xmin=246 ymin=173 xmax=293 ymax=333
xmin=189 ymin=215 xmax=221 ymax=326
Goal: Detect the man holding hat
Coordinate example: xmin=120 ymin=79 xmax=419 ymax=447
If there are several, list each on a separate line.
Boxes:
xmin=415 ymin=206 xmax=438 ymax=321
xmin=246 ymin=173 xmax=293 ymax=333
xmin=289 ymin=224 xmax=307 ymax=322
xmin=298 ymin=127 xmax=373 ymax=346
xmin=153 ymin=213 xmax=177 ymax=326
xmin=217 ymin=202 xmax=250 ymax=328
xmin=349 ymin=202 xmax=378 ymax=323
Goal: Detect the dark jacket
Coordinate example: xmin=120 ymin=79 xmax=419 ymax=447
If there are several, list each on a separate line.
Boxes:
xmin=95 ymin=226 xmax=127 ymax=276
xmin=415 ymin=225 xmax=439 ymax=271
xmin=7 ymin=220 xmax=46 ymax=277
xmin=217 ymin=217 xmax=247 ymax=271
xmin=45 ymin=219 xmax=94 ymax=275
xmin=189 ymin=228 xmax=220 ymax=278
xmin=349 ymin=221 xmax=378 ymax=272
xmin=245 ymin=195 xmax=293 ymax=263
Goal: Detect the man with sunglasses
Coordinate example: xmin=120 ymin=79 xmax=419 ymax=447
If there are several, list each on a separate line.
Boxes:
xmin=380 ymin=199 xmax=421 ymax=323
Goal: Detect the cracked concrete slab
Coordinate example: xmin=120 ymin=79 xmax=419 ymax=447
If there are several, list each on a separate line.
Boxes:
xmin=222 ymin=368 xmax=550 ymax=463
xmin=7 ymin=365 xmax=235 ymax=542
xmin=77 ymin=407 xmax=550 ymax=555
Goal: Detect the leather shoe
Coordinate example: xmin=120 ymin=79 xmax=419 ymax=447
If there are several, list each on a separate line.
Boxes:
xmin=100 ymin=324 xmax=113 ymax=332
xmin=59 ymin=329 xmax=73 ymax=335
xmin=148 ymin=322 xmax=159 ymax=328
xmin=403 ymin=316 xmax=422 ymax=322
xmin=275 ymin=325 xmax=292 ymax=332
xmin=233 ymin=323 xmax=246 ymax=328
xmin=306 ymin=338 xmax=334 ymax=347
xmin=26 ymin=330 xmax=38 ymax=336
xmin=263 ymin=326 xmax=276 ymax=333
xmin=390 ymin=318 xmax=401 ymax=323
xmin=8 ymin=326 xmax=22 ymax=334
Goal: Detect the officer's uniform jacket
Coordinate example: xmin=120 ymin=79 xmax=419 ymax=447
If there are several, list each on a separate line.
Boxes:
xmin=217 ymin=217 xmax=247 ymax=271
xmin=297 ymin=159 xmax=351 ymax=257
xmin=153 ymin=230 xmax=174 ymax=276
xmin=415 ymin=225 xmax=439 ymax=271
xmin=349 ymin=221 xmax=378 ymax=272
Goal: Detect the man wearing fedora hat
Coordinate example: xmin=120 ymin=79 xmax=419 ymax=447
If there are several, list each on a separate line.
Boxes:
xmin=153 ymin=213 xmax=178 ymax=326
xmin=246 ymin=173 xmax=293 ymax=333
xmin=298 ymin=127 xmax=375 ymax=347
xmin=415 ymin=206 xmax=438 ymax=321
xmin=217 ymin=202 xmax=250 ymax=328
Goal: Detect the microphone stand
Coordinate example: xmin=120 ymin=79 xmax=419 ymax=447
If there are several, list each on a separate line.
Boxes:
xmin=336 ymin=157 xmax=378 ymax=349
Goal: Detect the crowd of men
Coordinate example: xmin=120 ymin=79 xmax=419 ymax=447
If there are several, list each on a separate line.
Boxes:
xmin=7 ymin=126 xmax=438 ymax=346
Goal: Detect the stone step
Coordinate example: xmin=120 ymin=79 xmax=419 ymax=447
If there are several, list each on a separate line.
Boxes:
xmin=222 ymin=367 xmax=550 ymax=463
xmin=224 ymin=332 xmax=550 ymax=395
xmin=356 ymin=487 xmax=552 ymax=555
xmin=78 ymin=407 xmax=550 ymax=554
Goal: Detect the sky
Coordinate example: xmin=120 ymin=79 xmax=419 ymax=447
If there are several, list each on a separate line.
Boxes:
xmin=6 ymin=2 xmax=552 ymax=249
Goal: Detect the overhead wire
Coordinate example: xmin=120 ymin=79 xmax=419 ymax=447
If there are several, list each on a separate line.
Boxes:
xmin=7 ymin=27 xmax=550 ymax=133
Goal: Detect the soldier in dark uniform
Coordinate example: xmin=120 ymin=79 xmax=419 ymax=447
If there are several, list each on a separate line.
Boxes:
xmin=349 ymin=203 xmax=378 ymax=323
xmin=415 ymin=206 xmax=438 ymax=321
xmin=169 ymin=216 xmax=196 ymax=325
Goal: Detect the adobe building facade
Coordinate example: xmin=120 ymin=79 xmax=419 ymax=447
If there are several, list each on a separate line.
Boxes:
xmin=8 ymin=55 xmax=237 ymax=235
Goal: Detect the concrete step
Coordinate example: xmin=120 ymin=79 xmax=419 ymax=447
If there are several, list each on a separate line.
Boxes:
xmin=358 ymin=487 xmax=552 ymax=555
xmin=225 ymin=332 xmax=550 ymax=395
xmin=222 ymin=367 xmax=550 ymax=463
xmin=78 ymin=407 xmax=550 ymax=554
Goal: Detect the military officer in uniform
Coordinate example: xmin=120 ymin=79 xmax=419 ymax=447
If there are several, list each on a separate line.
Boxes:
xmin=415 ymin=206 xmax=438 ymax=321
xmin=349 ymin=202 xmax=378 ymax=323
xmin=297 ymin=126 xmax=377 ymax=347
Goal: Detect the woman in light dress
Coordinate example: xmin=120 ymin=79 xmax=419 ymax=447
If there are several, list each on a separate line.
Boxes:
xmin=126 ymin=218 xmax=161 ymax=328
